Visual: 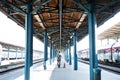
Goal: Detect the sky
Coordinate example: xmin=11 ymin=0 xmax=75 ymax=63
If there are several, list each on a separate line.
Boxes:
xmin=77 ymin=11 xmax=120 ymax=51
xmin=0 ymin=11 xmax=120 ymax=52
xmin=0 ymin=12 xmax=44 ymax=51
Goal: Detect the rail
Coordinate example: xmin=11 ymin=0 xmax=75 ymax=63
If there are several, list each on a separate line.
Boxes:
xmin=78 ymin=59 xmax=120 ymax=74
xmin=0 ymin=58 xmax=43 ymax=73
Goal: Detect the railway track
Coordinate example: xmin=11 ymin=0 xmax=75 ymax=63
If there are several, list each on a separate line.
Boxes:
xmin=0 ymin=58 xmax=44 ymax=73
xmin=78 ymin=59 xmax=120 ymax=74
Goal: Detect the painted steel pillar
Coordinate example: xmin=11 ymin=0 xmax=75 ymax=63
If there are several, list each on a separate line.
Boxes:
xmin=52 ymin=44 xmax=54 ymax=62
xmin=69 ymin=40 xmax=72 ymax=65
xmin=46 ymin=34 xmax=48 ymax=60
xmin=53 ymin=46 xmax=55 ymax=62
xmin=64 ymin=51 xmax=67 ymax=61
xmin=50 ymin=40 xmax=53 ymax=65
xmin=24 ymin=3 xmax=33 ymax=80
xmin=66 ymin=44 xmax=69 ymax=62
xmin=73 ymin=30 xmax=78 ymax=70
xmin=65 ymin=47 xmax=68 ymax=62
xmin=44 ymin=29 xmax=48 ymax=69
xmin=55 ymin=50 xmax=57 ymax=57
xmin=88 ymin=2 xmax=100 ymax=80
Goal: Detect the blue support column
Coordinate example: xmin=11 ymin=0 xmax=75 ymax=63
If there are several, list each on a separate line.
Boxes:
xmin=52 ymin=46 xmax=54 ymax=62
xmin=56 ymin=51 xmax=58 ymax=57
xmin=69 ymin=40 xmax=72 ymax=65
xmin=55 ymin=50 xmax=56 ymax=57
xmin=88 ymin=2 xmax=100 ymax=80
xmin=64 ymin=51 xmax=67 ymax=62
xmin=55 ymin=50 xmax=57 ymax=58
xmin=53 ymin=46 xmax=55 ymax=62
xmin=24 ymin=3 xmax=33 ymax=80
xmin=44 ymin=29 xmax=48 ymax=69
xmin=52 ymin=44 xmax=54 ymax=62
xmin=50 ymin=40 xmax=53 ymax=65
xmin=66 ymin=44 xmax=69 ymax=63
xmin=73 ymin=30 xmax=78 ymax=70
xmin=46 ymin=34 xmax=48 ymax=60
xmin=65 ymin=46 xmax=68 ymax=62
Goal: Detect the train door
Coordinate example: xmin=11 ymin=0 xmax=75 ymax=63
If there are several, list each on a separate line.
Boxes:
xmin=116 ymin=49 xmax=120 ymax=63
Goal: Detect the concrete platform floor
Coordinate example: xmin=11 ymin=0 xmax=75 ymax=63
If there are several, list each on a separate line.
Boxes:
xmin=15 ymin=59 xmax=120 ymax=80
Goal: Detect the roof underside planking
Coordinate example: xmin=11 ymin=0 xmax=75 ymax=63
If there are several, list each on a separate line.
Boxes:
xmin=0 ymin=0 xmax=120 ymax=51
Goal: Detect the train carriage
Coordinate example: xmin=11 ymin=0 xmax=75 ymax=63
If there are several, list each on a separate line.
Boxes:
xmin=78 ymin=42 xmax=120 ymax=64
xmin=0 ymin=44 xmax=2 ymax=65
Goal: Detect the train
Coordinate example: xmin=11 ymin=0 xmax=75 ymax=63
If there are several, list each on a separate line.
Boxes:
xmin=0 ymin=44 xmax=44 ymax=65
xmin=0 ymin=44 xmax=2 ymax=65
xmin=78 ymin=42 xmax=120 ymax=64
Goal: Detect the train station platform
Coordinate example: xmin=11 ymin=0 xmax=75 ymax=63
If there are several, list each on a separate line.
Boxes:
xmin=15 ymin=59 xmax=89 ymax=80
xmin=14 ymin=59 xmax=120 ymax=80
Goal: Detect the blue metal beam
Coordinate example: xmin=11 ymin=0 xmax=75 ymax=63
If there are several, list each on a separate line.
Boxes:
xmin=44 ymin=29 xmax=48 ymax=69
xmin=73 ymin=0 xmax=89 ymax=12
xmin=73 ymin=30 xmax=78 ymax=70
xmin=96 ymin=0 xmax=120 ymax=14
xmin=88 ymin=2 xmax=99 ymax=80
xmin=48 ymin=30 xmax=59 ymax=36
xmin=32 ymin=0 xmax=51 ymax=14
xmin=24 ymin=3 xmax=33 ymax=80
xmin=1 ymin=0 xmax=26 ymax=14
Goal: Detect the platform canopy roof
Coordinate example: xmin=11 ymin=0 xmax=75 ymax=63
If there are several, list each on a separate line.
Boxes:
xmin=98 ymin=22 xmax=120 ymax=40
xmin=0 ymin=0 xmax=120 ymax=51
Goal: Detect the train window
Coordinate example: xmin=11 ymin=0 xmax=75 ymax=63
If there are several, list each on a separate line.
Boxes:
xmin=116 ymin=49 xmax=120 ymax=53
xmin=103 ymin=50 xmax=106 ymax=54
xmin=97 ymin=50 xmax=100 ymax=53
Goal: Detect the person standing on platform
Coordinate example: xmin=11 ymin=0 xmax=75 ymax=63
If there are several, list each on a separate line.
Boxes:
xmin=57 ymin=53 xmax=61 ymax=68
